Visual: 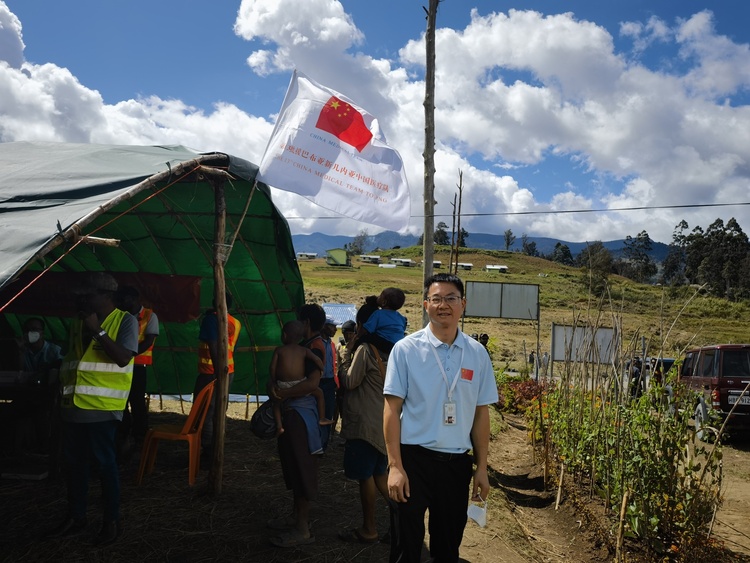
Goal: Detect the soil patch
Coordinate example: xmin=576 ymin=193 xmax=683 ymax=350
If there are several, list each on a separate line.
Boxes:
xmin=1 ymin=403 xmax=749 ymax=562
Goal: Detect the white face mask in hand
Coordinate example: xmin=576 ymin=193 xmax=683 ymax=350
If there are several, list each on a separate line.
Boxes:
xmin=467 ymin=497 xmax=488 ymax=528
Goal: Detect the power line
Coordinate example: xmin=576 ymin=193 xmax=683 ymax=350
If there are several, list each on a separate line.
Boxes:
xmin=452 ymin=201 xmax=750 ymax=218
xmin=283 ymin=200 xmax=750 ymax=220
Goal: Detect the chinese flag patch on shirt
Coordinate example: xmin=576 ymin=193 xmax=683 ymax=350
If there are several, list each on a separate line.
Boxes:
xmin=460 ymin=368 xmax=474 ymax=381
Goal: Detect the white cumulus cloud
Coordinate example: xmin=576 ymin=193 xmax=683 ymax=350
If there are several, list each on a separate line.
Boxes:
xmin=2 ymin=0 xmax=750 ymax=244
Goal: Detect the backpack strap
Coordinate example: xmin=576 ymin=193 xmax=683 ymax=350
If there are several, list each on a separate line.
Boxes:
xmin=367 ymin=343 xmax=386 ymax=378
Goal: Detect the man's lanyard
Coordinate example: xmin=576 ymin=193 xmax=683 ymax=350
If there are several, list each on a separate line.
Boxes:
xmin=430 ymin=341 xmax=464 ymax=402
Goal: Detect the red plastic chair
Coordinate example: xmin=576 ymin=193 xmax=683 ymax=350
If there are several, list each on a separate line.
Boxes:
xmin=137 ymin=380 xmax=215 ymax=486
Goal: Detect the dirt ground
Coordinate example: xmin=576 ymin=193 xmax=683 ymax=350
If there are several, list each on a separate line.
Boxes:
xmin=712 ymin=440 xmax=750 ymax=558
xmin=2 ymin=400 xmax=749 ymax=563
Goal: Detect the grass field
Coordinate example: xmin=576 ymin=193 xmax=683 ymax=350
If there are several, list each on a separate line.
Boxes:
xmin=299 ymin=247 xmax=750 ymax=372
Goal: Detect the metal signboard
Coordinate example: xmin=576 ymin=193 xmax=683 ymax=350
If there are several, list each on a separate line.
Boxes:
xmin=464 ymin=281 xmax=539 ymax=320
xmin=550 ymin=323 xmax=617 ymax=364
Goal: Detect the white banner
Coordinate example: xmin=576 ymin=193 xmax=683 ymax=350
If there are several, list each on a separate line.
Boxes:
xmin=258 ymin=70 xmax=411 ymax=232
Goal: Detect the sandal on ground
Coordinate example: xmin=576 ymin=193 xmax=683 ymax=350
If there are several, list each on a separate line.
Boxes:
xmin=337 ymin=527 xmax=379 ymax=544
xmin=269 ymin=529 xmax=315 ymax=548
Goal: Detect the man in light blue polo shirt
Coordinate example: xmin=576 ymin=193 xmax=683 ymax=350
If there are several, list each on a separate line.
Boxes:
xmin=383 ymin=273 xmax=498 ymax=563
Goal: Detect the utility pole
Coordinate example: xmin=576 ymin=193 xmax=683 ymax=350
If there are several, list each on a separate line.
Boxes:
xmin=449 ymin=193 xmax=457 ymax=272
xmin=421 ymin=0 xmax=439 ymax=327
xmin=453 ymin=171 xmax=463 ymax=275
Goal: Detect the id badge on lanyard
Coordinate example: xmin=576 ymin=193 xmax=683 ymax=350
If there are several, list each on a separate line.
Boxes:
xmin=443 ymin=400 xmax=457 ymax=425
xmin=430 ymin=344 xmax=464 ymax=426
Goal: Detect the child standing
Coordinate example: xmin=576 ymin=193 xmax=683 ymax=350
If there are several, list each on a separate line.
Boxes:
xmin=270 ymin=320 xmax=332 ymax=436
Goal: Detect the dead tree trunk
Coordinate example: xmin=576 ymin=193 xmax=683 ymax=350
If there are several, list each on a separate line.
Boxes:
xmin=449 ymin=193 xmax=457 ymax=271
xmin=422 ymin=0 xmax=439 ymax=326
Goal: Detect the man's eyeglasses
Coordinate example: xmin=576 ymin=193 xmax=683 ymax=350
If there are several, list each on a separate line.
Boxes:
xmin=426 ymin=295 xmax=462 ymax=306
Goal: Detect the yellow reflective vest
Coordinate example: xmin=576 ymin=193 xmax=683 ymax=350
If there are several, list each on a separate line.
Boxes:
xmin=60 ymin=308 xmax=134 ymax=411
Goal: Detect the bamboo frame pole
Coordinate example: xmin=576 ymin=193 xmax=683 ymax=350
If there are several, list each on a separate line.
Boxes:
xmin=207 ymin=170 xmax=231 ymax=494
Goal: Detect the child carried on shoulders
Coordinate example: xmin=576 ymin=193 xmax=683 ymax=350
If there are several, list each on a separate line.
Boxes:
xmin=352 ymin=287 xmax=407 ymax=354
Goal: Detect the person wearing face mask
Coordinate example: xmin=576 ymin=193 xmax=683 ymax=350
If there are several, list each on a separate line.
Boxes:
xmin=9 ymin=318 xmax=63 ymax=455
xmin=20 ymin=317 xmax=63 ymax=375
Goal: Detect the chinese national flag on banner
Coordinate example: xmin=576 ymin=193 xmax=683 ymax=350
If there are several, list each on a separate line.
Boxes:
xmin=315 ymin=97 xmax=373 ymax=152
xmin=257 ymin=70 xmax=411 ymax=232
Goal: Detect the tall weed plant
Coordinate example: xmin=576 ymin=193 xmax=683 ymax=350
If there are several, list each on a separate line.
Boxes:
xmin=542 ymin=341 xmax=722 ymax=559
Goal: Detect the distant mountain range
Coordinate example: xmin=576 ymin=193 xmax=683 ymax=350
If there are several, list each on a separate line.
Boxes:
xmin=291 ymin=231 xmax=671 ymax=262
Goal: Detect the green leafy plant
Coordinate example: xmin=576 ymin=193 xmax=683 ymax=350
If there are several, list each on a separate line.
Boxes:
xmin=541 ymin=367 xmax=722 ymax=559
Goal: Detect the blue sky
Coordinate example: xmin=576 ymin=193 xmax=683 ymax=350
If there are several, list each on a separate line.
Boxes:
xmin=3 ymin=0 xmax=750 ymax=243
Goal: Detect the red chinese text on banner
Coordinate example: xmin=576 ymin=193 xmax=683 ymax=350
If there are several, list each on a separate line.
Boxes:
xmin=257 ymin=70 xmax=410 ymax=232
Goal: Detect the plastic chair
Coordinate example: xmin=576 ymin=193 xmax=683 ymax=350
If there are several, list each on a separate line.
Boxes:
xmin=136 ymin=380 xmax=215 ymax=486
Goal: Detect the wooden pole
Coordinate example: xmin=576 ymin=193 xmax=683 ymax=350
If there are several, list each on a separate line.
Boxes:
xmin=208 ymin=173 xmax=229 ymax=495
xmin=449 ymin=193 xmax=457 ymax=271
xmin=543 ymin=427 xmax=550 ymax=489
xmin=616 ymin=490 xmax=629 ymax=562
xmin=454 ymin=171 xmax=463 ymax=275
xmin=421 ymin=0 xmax=439 ymax=327
xmin=536 ymin=301 xmax=541 ymax=382
xmin=555 ymin=461 xmax=565 ymax=510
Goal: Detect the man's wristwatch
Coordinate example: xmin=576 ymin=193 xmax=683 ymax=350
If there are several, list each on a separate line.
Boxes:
xmin=94 ymin=329 xmax=107 ymax=342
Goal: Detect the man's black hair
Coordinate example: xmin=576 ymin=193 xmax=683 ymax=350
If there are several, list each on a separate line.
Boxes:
xmin=23 ymin=317 xmax=45 ymax=330
xmin=117 ymin=285 xmax=140 ymax=299
xmin=298 ymin=303 xmax=326 ymax=332
xmin=423 ymin=273 xmax=464 ymax=299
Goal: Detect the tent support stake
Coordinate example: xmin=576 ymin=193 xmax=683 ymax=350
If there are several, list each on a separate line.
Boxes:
xmin=207 ymin=171 xmax=229 ymax=495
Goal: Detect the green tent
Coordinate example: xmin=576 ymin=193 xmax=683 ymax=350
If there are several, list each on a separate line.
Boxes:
xmin=0 ymin=141 xmax=304 ymax=397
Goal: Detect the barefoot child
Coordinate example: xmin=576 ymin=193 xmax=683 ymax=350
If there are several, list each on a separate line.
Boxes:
xmin=270 ymin=320 xmax=332 ymax=436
